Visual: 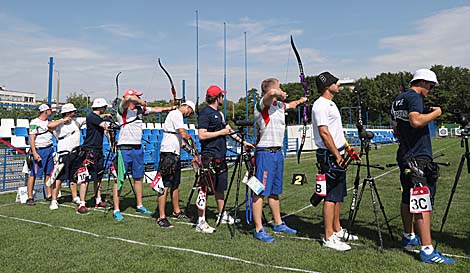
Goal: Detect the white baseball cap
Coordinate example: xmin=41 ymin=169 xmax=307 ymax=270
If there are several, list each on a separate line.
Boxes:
xmin=61 ymin=103 xmax=77 ymax=114
xmin=182 ymin=100 xmax=196 ymax=112
xmin=410 ymin=69 xmax=439 ymax=87
xmin=91 ymin=98 xmax=109 ymax=108
xmin=38 ymin=104 xmax=51 ymax=112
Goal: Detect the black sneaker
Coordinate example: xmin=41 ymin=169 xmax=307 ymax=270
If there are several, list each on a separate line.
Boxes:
xmin=157 ymin=218 xmax=174 ymax=228
xmin=171 ymin=211 xmax=189 ymax=220
xmin=45 ymin=195 xmax=52 ymax=202
xmin=25 ymin=198 xmax=35 ymax=206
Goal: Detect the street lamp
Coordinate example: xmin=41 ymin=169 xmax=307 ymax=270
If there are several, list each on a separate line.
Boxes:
xmin=80 ymin=89 xmax=90 ymax=109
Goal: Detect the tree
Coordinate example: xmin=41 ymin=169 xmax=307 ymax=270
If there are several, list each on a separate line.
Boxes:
xmin=65 ymin=92 xmax=91 ymax=117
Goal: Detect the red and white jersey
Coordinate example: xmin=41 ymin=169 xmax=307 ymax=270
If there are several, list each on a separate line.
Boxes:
xmin=254 ymin=99 xmax=289 ymax=147
xmin=117 ymin=105 xmax=151 ymax=145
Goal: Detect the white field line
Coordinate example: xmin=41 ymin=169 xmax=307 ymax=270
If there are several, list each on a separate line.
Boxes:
xmin=0 ymin=214 xmax=321 ymax=273
xmin=0 ymin=202 xmax=17 ymax=207
xmin=274 ymin=234 xmax=364 ymax=247
xmin=266 ymin=204 xmax=313 ymax=224
xmin=37 ymin=201 xmax=195 ymax=226
xmin=405 ymin=249 xmax=469 ymax=260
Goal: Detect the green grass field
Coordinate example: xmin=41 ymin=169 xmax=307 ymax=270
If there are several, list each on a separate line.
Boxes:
xmin=0 ymin=138 xmax=469 ymax=273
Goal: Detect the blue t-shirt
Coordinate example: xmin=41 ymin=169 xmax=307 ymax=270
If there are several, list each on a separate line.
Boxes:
xmin=197 ymin=106 xmax=226 ymax=159
xmin=83 ymin=112 xmax=104 ymax=149
xmin=391 ymin=89 xmax=432 ymax=162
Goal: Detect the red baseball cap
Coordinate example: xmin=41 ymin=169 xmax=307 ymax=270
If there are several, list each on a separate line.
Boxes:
xmin=206 ymin=85 xmax=227 ymax=97
xmin=123 ymin=88 xmax=143 ymax=97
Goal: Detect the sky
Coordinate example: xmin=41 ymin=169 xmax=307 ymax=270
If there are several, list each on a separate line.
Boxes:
xmin=1 ymin=0 xmax=469 ymax=104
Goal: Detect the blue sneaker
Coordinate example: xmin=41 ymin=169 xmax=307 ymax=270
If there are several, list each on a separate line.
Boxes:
xmin=401 ymin=235 xmax=421 ymax=248
xmin=113 ymin=211 xmax=124 ymax=221
xmin=254 ymin=228 xmax=275 ymax=243
xmin=136 ymin=206 xmax=152 ymax=215
xmin=273 ymin=221 xmax=297 ymax=235
xmin=420 ymin=249 xmax=455 ymax=264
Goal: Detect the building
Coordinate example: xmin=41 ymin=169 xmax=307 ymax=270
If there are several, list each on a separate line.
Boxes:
xmin=338 ymin=78 xmax=355 ymax=91
xmin=0 ymin=86 xmax=36 ymax=105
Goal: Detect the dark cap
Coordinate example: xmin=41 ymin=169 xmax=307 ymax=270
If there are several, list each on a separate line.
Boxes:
xmin=316 ymin=71 xmax=339 ymax=93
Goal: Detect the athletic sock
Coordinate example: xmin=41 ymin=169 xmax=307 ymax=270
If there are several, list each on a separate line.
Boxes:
xmin=198 ymin=217 xmax=205 ymax=224
xmin=79 ymin=201 xmax=85 ymax=207
xmin=114 ymin=210 xmax=120 ymax=214
xmin=95 ymin=197 xmax=101 ymax=204
xmin=403 ymin=232 xmax=415 ymax=240
xmin=136 ymin=205 xmax=143 ymax=209
xmin=421 ymin=245 xmax=434 ymax=255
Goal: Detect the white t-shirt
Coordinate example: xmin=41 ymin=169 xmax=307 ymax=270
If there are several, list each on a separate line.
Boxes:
xmin=29 ymin=118 xmax=53 ymax=148
xmin=55 ymin=119 xmax=83 ymax=152
xmin=254 ymin=99 xmax=289 ymax=147
xmin=160 ymin=109 xmax=185 ymax=155
xmin=117 ymin=105 xmax=151 ymax=145
xmin=311 ymin=96 xmax=345 ymax=150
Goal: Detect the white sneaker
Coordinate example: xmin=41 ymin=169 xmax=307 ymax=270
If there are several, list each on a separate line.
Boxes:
xmin=335 ymin=228 xmax=359 ymax=241
xmin=72 ymin=197 xmax=80 ymax=205
xmin=196 ymin=220 xmax=216 ymax=234
xmin=49 ymin=200 xmax=59 ymax=210
xmin=323 ymin=235 xmax=351 ymax=251
xmin=217 ymin=211 xmax=235 ymax=225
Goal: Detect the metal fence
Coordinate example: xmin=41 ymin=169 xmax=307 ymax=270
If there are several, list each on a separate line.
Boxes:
xmin=0 ymin=148 xmax=27 ymax=191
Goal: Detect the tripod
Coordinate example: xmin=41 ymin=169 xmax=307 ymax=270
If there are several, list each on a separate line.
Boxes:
xmin=98 ymin=122 xmax=137 ymax=215
xmin=436 ymin=129 xmax=470 ymax=248
xmin=346 ymin=130 xmax=394 ymax=250
xmin=216 ymin=127 xmax=252 ymax=239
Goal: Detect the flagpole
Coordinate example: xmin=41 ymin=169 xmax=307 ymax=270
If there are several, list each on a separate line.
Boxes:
xmin=196 ymin=10 xmax=199 ymax=110
xmin=223 ymin=22 xmax=227 ymax=119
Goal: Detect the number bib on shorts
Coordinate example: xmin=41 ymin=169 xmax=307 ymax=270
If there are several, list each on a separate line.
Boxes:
xmin=150 ymin=172 xmax=164 ymax=194
xmin=76 ymin=167 xmax=90 ymax=184
xmin=196 ymin=188 xmax=207 ymax=211
xmin=315 ymin=173 xmax=327 ymax=197
xmin=409 ymin=185 xmax=432 ymax=213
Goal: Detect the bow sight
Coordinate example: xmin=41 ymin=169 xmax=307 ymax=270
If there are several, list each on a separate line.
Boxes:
xmin=452 ymin=109 xmax=469 ymax=135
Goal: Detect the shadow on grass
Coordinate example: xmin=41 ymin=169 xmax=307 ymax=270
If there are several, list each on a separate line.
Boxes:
xmin=434 ymin=230 xmax=470 ymax=255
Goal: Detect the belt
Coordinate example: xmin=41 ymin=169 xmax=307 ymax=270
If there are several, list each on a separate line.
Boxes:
xmin=58 ymin=130 xmax=76 ymax=140
xmin=36 ymin=144 xmax=53 ymax=150
xmin=118 ymin=144 xmax=141 ymax=150
xmin=316 ymin=146 xmax=345 ymax=155
xmin=257 ymin=146 xmax=282 ymax=153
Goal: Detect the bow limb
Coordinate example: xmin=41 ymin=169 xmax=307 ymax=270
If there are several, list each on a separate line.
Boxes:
xmin=158 ymin=58 xmax=177 ymax=106
xmin=291 ymin=35 xmax=308 ymax=164
xmin=114 ymin=72 xmax=122 ymax=113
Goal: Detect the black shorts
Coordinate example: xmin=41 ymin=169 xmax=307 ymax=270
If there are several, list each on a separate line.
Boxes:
xmin=399 ymin=157 xmax=438 ymax=205
xmin=158 ymin=152 xmax=181 ymax=188
xmin=70 ymin=148 xmax=104 ymax=183
xmin=202 ymin=156 xmax=228 ymax=192
xmin=57 ymin=152 xmax=71 ymax=182
xmin=316 ymin=149 xmax=347 ymax=203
